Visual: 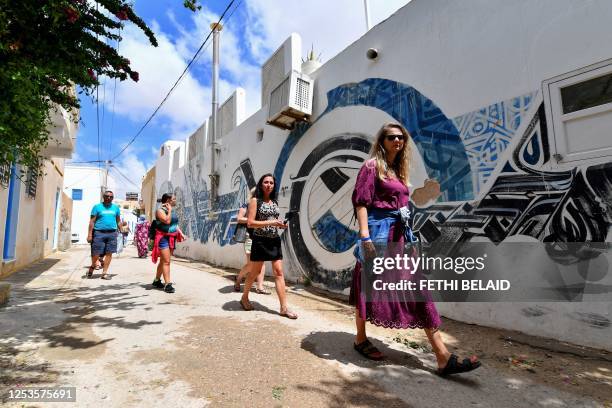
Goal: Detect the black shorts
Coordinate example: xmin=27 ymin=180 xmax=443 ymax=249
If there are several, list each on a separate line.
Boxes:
xmin=250 ymin=235 xmax=282 ymax=262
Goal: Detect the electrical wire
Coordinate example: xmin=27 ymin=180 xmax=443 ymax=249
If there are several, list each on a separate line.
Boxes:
xmin=108 ymin=28 xmax=121 ymax=160
xmin=68 ymin=160 xmax=106 ymax=164
xmin=111 ymin=165 xmax=141 ymax=189
xmin=95 ymin=1 xmax=101 ymax=172
xmin=110 ymin=0 xmax=236 ymax=162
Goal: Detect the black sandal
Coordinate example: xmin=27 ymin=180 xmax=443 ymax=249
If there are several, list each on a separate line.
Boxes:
xmin=87 ymin=266 xmax=94 ymax=278
xmin=354 ymin=339 xmax=384 ymax=360
xmin=437 ymin=354 xmax=481 ymax=376
xmin=254 ymin=287 xmax=271 ymax=295
xmin=234 ymin=276 xmax=241 ymax=292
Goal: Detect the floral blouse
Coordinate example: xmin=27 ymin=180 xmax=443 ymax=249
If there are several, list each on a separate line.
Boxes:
xmin=253 ymin=200 xmax=280 ymax=238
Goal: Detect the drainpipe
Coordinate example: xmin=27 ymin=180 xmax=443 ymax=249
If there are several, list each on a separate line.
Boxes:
xmin=209 ymin=22 xmax=222 ymax=201
xmin=363 ymin=0 xmax=371 ymax=31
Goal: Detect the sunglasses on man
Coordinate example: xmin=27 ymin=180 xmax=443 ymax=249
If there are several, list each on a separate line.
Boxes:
xmin=385 ymin=134 xmax=405 ymax=142
xmin=103 ymin=195 xmax=114 ymax=199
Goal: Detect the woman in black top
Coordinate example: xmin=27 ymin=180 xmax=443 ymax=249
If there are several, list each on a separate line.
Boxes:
xmin=240 ymin=174 xmax=297 ymax=319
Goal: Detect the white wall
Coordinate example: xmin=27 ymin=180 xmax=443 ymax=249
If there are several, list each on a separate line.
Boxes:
xmin=155 ymin=141 xmax=185 ymax=195
xmin=64 ymin=166 xmax=117 ymax=244
xmin=148 ymin=0 xmax=612 ymax=351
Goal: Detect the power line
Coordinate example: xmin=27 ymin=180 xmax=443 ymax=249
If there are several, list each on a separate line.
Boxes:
xmin=108 ymin=28 xmax=121 ymax=160
xmin=67 ymin=160 xmax=106 ymax=164
xmin=110 ymin=0 xmax=236 ymax=162
xmin=110 ymin=165 xmax=141 ymax=189
xmin=96 ymin=84 xmax=101 ymax=170
xmin=101 ymin=65 xmax=107 ymax=158
xmin=95 ymin=1 xmax=101 ymax=172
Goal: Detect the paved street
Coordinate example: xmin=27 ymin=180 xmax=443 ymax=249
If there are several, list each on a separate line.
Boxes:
xmin=1 ymin=246 xmax=610 ymax=407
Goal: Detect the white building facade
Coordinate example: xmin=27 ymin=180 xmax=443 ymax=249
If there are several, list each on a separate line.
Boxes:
xmin=64 ymin=166 xmax=118 ymax=245
xmin=147 ymin=0 xmax=612 ymax=350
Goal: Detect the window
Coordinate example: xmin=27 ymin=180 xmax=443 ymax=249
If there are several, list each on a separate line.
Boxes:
xmin=544 ymin=58 xmax=612 ymax=164
xmin=25 ymin=168 xmax=37 ymax=198
xmin=72 ymin=188 xmax=83 ymax=200
xmin=561 ymin=72 xmax=612 ymax=114
xmin=0 ymin=162 xmax=10 ymax=188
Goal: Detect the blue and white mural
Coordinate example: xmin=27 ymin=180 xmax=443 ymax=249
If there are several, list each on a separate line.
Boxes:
xmin=453 ymin=92 xmax=538 ymax=193
xmin=163 ymin=78 xmax=611 ymax=304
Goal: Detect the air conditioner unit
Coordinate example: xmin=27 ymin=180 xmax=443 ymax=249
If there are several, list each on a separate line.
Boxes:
xmin=267 ymin=70 xmax=314 ymax=130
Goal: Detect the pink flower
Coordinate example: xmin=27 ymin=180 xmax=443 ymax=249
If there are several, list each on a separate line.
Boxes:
xmin=115 ymin=8 xmax=129 ymax=21
xmin=87 ymin=68 xmax=97 ymax=81
xmin=64 ymin=7 xmax=79 ymax=23
xmin=129 ymin=71 xmax=139 ymax=82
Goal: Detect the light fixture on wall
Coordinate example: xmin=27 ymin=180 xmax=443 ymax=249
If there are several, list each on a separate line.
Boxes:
xmin=366 ymin=48 xmax=379 ymax=61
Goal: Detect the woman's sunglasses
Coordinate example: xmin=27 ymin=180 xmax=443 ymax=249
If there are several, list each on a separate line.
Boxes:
xmin=385 ymin=134 xmax=405 ymax=142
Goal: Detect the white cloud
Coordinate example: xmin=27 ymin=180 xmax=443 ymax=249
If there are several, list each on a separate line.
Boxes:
xmin=244 ymin=0 xmax=412 ymax=65
xmin=174 ymin=6 xmax=262 ymax=117
xmin=103 ymin=24 xmax=211 ymax=139
xmin=110 ymin=146 xmax=149 ymax=200
xmin=96 ymin=0 xmax=412 ymax=180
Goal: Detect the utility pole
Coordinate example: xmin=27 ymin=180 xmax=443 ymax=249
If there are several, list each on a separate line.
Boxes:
xmin=104 ymin=160 xmax=110 ymax=191
xmin=209 ymin=22 xmax=222 ymax=202
xmin=101 ymin=160 xmax=111 ymax=200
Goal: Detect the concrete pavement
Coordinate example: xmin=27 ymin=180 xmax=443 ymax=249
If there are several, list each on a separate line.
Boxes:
xmin=0 ymin=246 xmax=610 ymax=407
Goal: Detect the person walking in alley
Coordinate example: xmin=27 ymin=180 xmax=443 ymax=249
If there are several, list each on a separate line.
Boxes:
xmin=116 ymin=219 xmax=125 ymax=256
xmin=135 ymin=215 xmax=150 ymax=258
xmin=240 ymin=174 xmax=297 ymax=319
xmin=120 ymin=220 xmax=130 ymax=246
xmin=87 ymin=190 xmax=121 ymax=280
xmin=151 ymin=193 xmax=184 ymax=293
xmin=234 ymin=188 xmax=269 ymax=294
xmin=350 ymin=123 xmax=481 ymax=376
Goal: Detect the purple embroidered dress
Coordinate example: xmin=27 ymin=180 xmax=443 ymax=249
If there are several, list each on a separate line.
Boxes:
xmin=349 ymin=160 xmax=441 ymax=329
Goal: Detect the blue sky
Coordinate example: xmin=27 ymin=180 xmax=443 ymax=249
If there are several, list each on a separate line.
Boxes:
xmin=71 ymin=0 xmax=411 ymax=198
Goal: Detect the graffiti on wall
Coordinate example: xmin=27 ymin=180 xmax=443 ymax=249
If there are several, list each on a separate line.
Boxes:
xmin=164 ymin=78 xmax=611 ymax=296
xmin=453 ymin=92 xmax=538 ymax=193
xmin=167 ymin=157 xmax=253 ymax=248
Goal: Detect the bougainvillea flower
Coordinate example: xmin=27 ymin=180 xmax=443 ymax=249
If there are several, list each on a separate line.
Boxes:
xmin=115 ymin=8 xmax=129 ymax=21
xmin=64 ymin=7 xmax=80 ymax=23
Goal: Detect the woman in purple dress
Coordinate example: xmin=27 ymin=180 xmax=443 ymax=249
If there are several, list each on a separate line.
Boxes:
xmin=351 ymin=122 xmax=480 ymax=376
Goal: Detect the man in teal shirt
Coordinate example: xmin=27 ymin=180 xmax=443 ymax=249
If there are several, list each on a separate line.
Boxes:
xmin=87 ymin=190 xmax=121 ymax=280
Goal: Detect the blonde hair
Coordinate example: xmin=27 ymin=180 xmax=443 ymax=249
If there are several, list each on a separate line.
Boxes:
xmin=369 ymin=123 xmax=412 ymax=185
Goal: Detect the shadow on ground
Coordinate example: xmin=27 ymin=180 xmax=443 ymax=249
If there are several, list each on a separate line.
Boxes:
xmin=301 ymin=331 xmax=481 ymax=388
xmin=0 ymin=256 xmax=163 ymax=394
xmin=222 ymin=300 xmax=279 ymax=316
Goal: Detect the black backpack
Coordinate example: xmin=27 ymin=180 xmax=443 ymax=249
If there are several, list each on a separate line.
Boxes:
xmin=148 ymin=220 xmax=159 ymax=240
xmin=149 ymin=206 xmax=168 ymax=239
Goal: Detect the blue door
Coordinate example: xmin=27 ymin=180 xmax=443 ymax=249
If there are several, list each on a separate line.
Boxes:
xmin=3 ymin=163 xmax=21 ymax=260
